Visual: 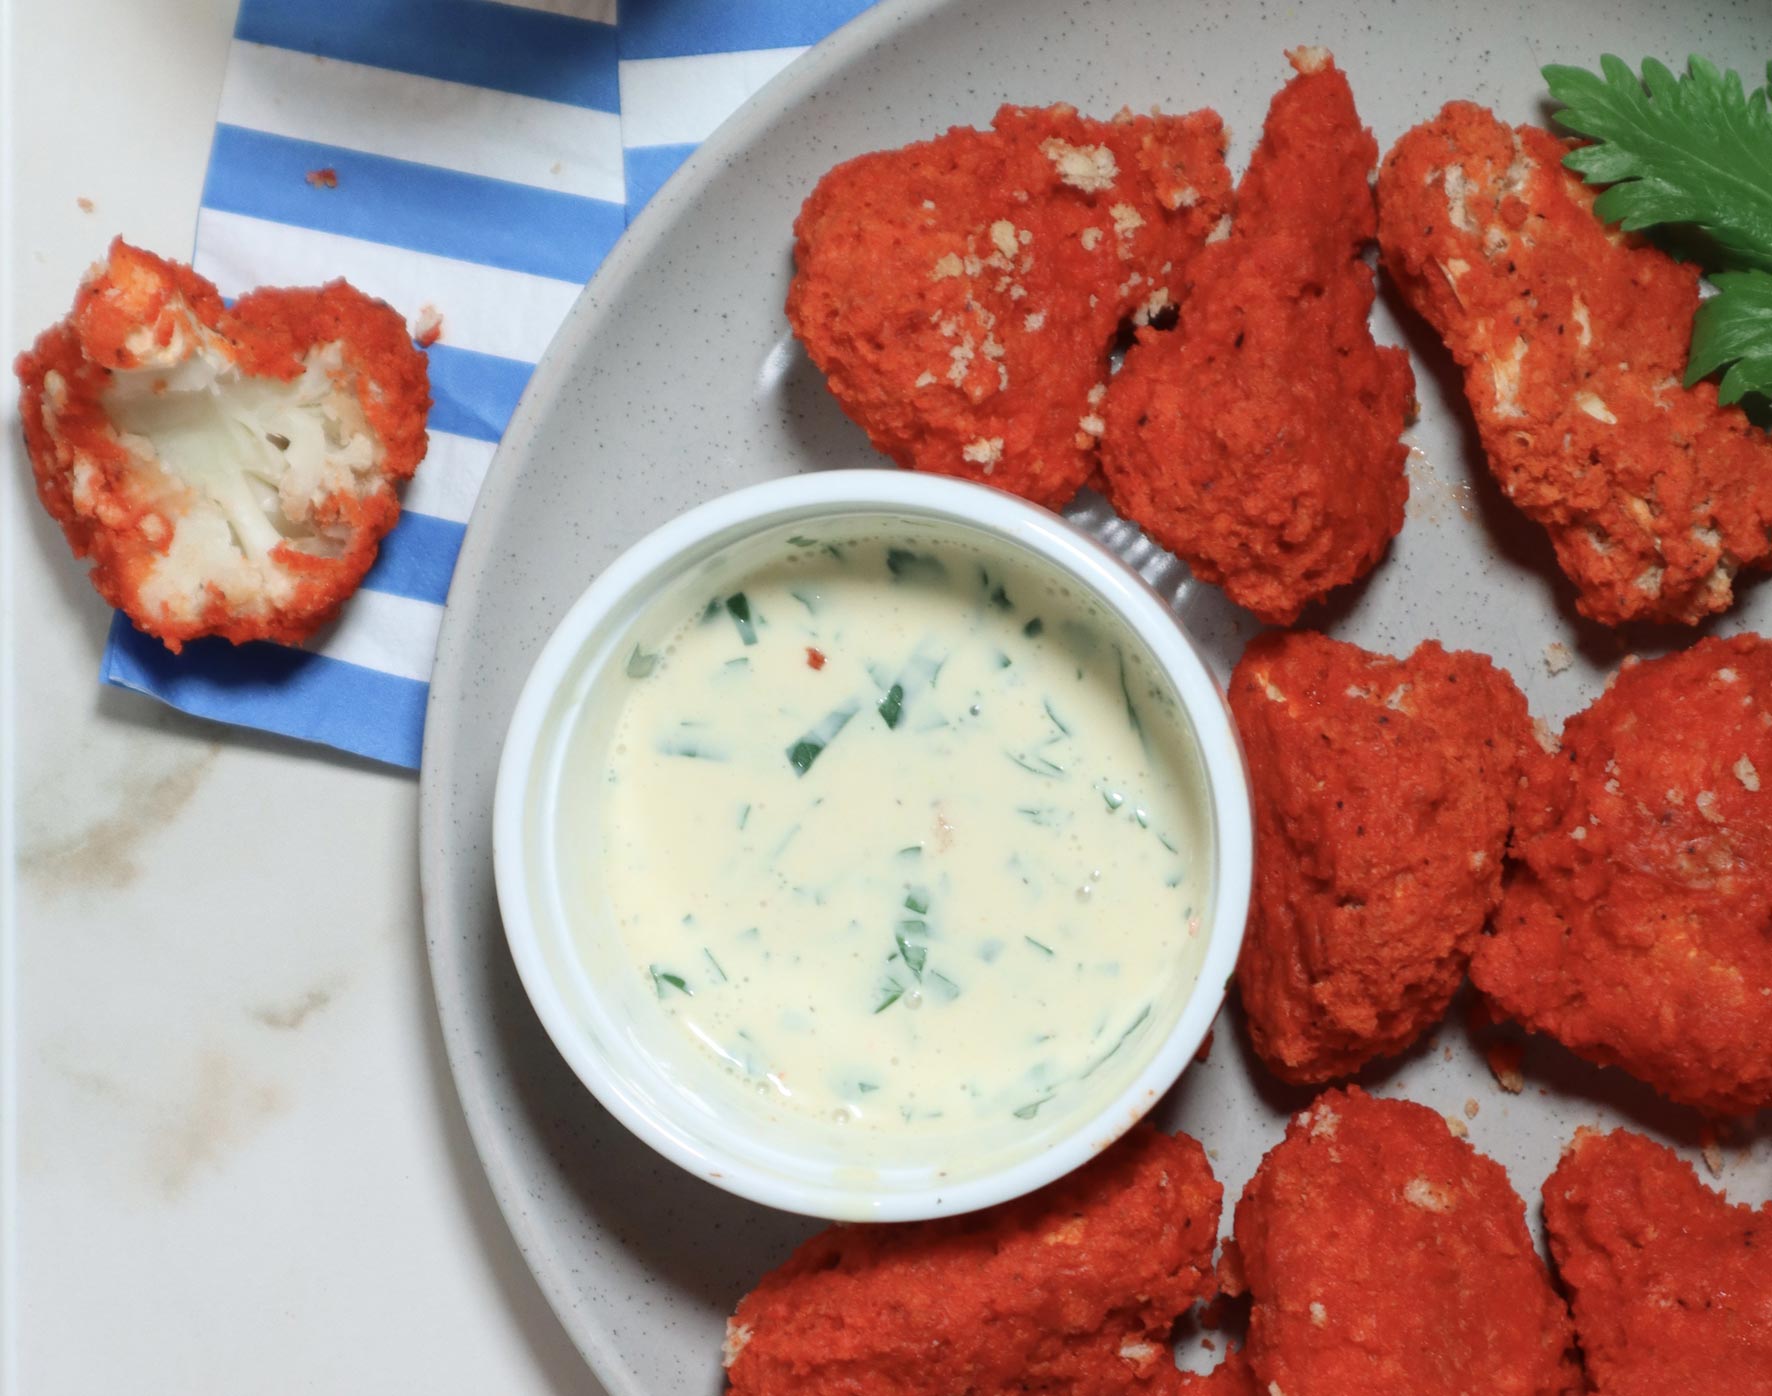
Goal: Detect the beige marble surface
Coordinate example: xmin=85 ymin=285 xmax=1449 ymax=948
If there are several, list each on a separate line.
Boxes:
xmin=4 ymin=2 xmax=594 ymax=1388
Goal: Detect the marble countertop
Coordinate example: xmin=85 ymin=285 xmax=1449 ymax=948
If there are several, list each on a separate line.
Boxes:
xmin=4 ymin=2 xmax=593 ymax=1389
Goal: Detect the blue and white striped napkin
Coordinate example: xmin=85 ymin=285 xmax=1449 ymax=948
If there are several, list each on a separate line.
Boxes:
xmin=101 ymin=0 xmax=873 ymax=768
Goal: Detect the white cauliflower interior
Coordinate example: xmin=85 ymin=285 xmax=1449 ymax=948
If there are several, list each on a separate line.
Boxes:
xmin=95 ymin=315 xmax=383 ymax=619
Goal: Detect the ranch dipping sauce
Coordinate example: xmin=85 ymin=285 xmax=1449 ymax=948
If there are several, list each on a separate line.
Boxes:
xmin=585 ymin=528 xmax=1212 ymax=1134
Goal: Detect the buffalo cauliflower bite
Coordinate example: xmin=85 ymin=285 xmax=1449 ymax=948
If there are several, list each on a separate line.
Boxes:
xmin=1234 ymin=1088 xmax=1582 ymax=1396
xmin=1543 ymin=1127 xmax=1772 ymax=1395
xmin=1101 ymin=51 xmax=1414 ymax=625
xmin=1230 ymin=632 xmax=1533 ymax=1083
xmin=1377 ymin=104 xmax=1772 ymax=626
xmin=16 ymin=239 xmax=429 ymax=651
xmin=788 ymin=103 xmax=1233 ymax=509
xmin=1471 ymin=633 xmax=1772 ymax=1114
xmin=724 ymin=1125 xmax=1222 ymax=1396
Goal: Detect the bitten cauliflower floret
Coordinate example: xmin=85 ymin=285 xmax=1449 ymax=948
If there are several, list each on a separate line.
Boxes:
xmin=15 ymin=239 xmax=430 ymax=651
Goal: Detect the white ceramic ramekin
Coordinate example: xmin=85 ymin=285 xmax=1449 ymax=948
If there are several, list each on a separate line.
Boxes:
xmin=493 ymin=470 xmax=1251 ymax=1221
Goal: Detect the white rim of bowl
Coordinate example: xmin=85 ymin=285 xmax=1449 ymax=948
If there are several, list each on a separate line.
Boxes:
xmin=493 ymin=469 xmax=1252 ymax=1221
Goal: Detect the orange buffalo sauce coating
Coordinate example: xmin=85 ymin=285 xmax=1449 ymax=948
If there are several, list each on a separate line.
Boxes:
xmin=788 ymin=104 xmax=1232 ymax=509
xmin=1102 ymin=50 xmax=1413 ymax=624
xmin=1234 ymin=1089 xmax=1581 ymax=1396
xmin=724 ymin=1126 xmax=1221 ymax=1396
xmin=1230 ymin=632 xmax=1532 ymax=1083
xmin=1544 ymin=1128 xmax=1772 ymax=1395
xmin=1472 ymin=634 xmax=1772 ymax=1114
xmin=1378 ymin=103 xmax=1772 ymax=626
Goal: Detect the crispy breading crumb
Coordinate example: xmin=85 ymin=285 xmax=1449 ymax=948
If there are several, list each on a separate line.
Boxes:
xmin=412 ymin=304 xmax=444 ymax=348
xmin=961 ymin=437 xmax=1004 ymax=467
xmin=1446 ymin=1115 xmax=1469 ymax=1138
xmin=1733 ymin=755 xmax=1761 ymax=792
xmin=1041 ymin=138 xmax=1118 ymax=192
xmin=1699 ymin=1125 xmax=1724 ymax=1178
xmin=1484 ymin=1039 xmax=1525 ymax=1093
xmin=1544 ymin=641 xmax=1573 ymax=674
xmin=76 ymin=196 xmax=94 ymax=213
xmin=305 ymin=167 xmax=339 ymax=189
xmin=1464 ymin=1098 xmax=1480 ymax=1119
xmin=1110 ymin=202 xmax=1146 ymax=236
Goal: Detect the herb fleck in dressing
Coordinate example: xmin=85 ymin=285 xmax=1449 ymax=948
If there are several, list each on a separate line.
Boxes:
xmin=595 ymin=535 xmax=1209 ymax=1130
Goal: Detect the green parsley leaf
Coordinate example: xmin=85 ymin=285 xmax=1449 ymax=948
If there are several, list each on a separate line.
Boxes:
xmin=649 ymin=966 xmax=690 ymax=998
xmin=1545 ymin=55 xmax=1772 ymax=408
xmin=1546 ymin=56 xmax=1772 ymax=273
xmin=724 ymin=592 xmax=758 ymax=645
xmin=625 ymin=644 xmax=658 ymax=678
xmin=1690 ymin=268 xmax=1772 ymax=403
xmin=878 ymin=682 xmax=905 ymax=728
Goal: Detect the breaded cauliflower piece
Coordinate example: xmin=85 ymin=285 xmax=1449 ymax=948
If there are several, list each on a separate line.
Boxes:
xmin=16 ymin=239 xmax=429 ymax=651
xmin=1101 ymin=50 xmax=1414 ymax=625
xmin=1543 ymin=1128 xmax=1772 ymax=1395
xmin=788 ymin=103 xmax=1232 ymax=509
xmin=1234 ymin=1089 xmax=1582 ymax=1396
xmin=725 ymin=1125 xmax=1222 ymax=1396
xmin=1230 ymin=632 xmax=1533 ymax=1083
xmin=1471 ymin=634 xmax=1772 ymax=1113
xmin=1377 ymin=104 xmax=1772 ymax=626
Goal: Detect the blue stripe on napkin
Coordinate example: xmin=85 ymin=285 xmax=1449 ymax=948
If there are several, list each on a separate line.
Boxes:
xmin=623 ymin=143 xmax=698 ymax=218
xmin=424 ymin=343 xmax=534 ymax=442
xmin=103 ymin=615 xmax=430 ymax=769
xmin=619 ymin=0 xmax=874 ymax=60
xmin=236 ymin=0 xmax=620 ymax=111
xmin=205 ymin=126 xmax=624 ymax=283
xmin=616 ymin=0 xmax=877 ymax=225
xmin=362 ymin=512 xmax=467 ymax=607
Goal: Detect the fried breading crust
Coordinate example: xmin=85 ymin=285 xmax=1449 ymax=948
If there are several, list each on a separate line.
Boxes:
xmin=1230 ymin=632 xmax=1532 ymax=1082
xmin=1377 ymin=103 xmax=1772 ymax=626
xmin=789 ymin=104 xmax=1232 ymax=509
xmin=1543 ymin=1128 xmax=1772 ymax=1395
xmin=724 ymin=1126 xmax=1221 ymax=1396
xmin=1234 ymin=1089 xmax=1581 ymax=1396
xmin=16 ymin=240 xmax=428 ymax=651
xmin=1472 ymin=634 xmax=1772 ymax=1113
xmin=1102 ymin=51 xmax=1414 ymax=624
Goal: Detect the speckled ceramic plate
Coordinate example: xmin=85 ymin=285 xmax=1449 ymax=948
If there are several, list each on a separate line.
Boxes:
xmin=418 ymin=2 xmax=1770 ymax=1391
